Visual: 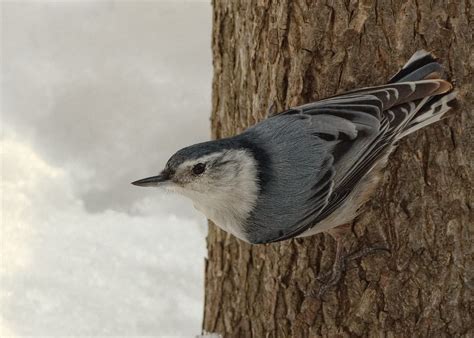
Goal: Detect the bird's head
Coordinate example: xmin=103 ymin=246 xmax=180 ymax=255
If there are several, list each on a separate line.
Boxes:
xmin=132 ymin=139 xmax=260 ymax=207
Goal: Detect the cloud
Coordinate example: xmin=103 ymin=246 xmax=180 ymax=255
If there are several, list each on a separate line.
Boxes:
xmin=1 ymin=135 xmax=208 ymax=336
xmin=2 ymin=1 xmax=212 ymax=213
xmin=1 ymin=1 xmax=211 ymax=336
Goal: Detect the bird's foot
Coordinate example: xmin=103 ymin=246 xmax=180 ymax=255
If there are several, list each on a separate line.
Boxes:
xmin=345 ymin=245 xmax=389 ymax=263
xmin=308 ymin=244 xmax=389 ymax=298
xmin=312 ymin=249 xmax=347 ymax=298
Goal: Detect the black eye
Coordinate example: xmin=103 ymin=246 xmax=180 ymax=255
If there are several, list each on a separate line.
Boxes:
xmin=192 ymin=163 xmax=206 ymax=175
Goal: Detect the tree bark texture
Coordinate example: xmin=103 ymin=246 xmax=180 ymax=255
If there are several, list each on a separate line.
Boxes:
xmin=203 ymin=1 xmax=473 ymax=337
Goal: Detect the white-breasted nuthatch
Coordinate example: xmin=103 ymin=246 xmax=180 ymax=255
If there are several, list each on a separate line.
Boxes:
xmin=133 ymin=50 xmax=457 ymax=294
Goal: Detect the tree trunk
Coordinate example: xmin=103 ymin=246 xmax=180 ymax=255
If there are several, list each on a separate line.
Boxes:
xmin=203 ymin=1 xmax=473 ymax=336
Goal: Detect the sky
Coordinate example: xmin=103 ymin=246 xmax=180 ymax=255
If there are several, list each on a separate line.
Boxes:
xmin=1 ymin=1 xmax=213 ymax=336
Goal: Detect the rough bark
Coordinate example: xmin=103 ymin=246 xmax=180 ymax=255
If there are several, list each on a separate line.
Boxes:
xmin=203 ymin=1 xmax=473 ymax=337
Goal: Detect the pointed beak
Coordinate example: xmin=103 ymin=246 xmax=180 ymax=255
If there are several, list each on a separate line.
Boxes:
xmin=131 ymin=171 xmax=171 ymax=187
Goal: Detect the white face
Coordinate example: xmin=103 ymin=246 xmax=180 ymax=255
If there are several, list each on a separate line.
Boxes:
xmin=174 ymin=150 xmax=260 ymax=237
xmin=133 ymin=148 xmax=260 ymax=241
xmin=167 ymin=150 xmax=255 ymax=197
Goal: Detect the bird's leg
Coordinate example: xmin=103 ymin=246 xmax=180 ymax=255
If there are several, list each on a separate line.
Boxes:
xmin=311 ymin=224 xmax=350 ymax=297
xmin=309 ymin=224 xmax=389 ymax=298
xmin=315 ymin=233 xmax=346 ymax=283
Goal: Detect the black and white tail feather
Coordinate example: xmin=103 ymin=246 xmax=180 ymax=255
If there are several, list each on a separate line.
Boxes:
xmin=388 ymin=50 xmax=458 ymax=138
xmin=269 ymin=50 xmax=458 ymax=242
xmin=313 ymin=50 xmax=457 ymax=142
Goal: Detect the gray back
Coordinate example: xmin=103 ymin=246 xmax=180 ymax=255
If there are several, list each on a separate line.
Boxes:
xmin=243 ymin=114 xmax=335 ymax=243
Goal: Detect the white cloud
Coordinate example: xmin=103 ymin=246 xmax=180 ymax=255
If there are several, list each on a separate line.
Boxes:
xmin=1 ymin=136 xmax=208 ymax=336
xmin=2 ymin=0 xmax=212 ymax=213
xmin=1 ymin=1 xmax=211 ymax=336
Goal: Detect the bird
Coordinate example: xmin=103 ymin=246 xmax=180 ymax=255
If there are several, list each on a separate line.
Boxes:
xmin=132 ymin=50 xmax=458 ymax=295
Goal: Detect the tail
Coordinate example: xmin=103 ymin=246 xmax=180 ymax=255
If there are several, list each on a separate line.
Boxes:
xmin=388 ymin=50 xmax=458 ymax=139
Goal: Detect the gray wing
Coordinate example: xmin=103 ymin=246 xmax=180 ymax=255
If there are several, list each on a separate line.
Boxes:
xmin=251 ymin=79 xmax=452 ymax=243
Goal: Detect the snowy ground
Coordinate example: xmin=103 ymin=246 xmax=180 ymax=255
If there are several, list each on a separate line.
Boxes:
xmin=1 ymin=1 xmax=212 ymax=336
